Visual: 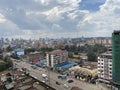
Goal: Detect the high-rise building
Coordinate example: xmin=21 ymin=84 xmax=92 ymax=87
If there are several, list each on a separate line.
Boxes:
xmin=112 ymin=31 xmax=120 ymax=89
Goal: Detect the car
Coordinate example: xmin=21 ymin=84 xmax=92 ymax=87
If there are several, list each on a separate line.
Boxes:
xmin=16 ymin=60 xmax=21 ymax=62
xmin=58 ymin=75 xmax=62 ymax=79
xmin=35 ymin=82 xmax=39 ymax=85
xmin=56 ymin=81 xmax=61 ymax=85
xmin=42 ymin=74 xmax=47 ymax=78
xmin=31 ymin=65 xmax=37 ymax=69
xmin=44 ymin=77 xmax=49 ymax=81
xmin=67 ymin=79 xmax=74 ymax=83
xmin=42 ymin=80 xmax=46 ymax=83
xmin=63 ymin=84 xmax=69 ymax=89
xmin=90 ymin=78 xmax=96 ymax=84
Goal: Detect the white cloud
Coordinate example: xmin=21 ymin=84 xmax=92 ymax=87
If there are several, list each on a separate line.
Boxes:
xmin=0 ymin=14 xmax=6 ymax=23
xmin=0 ymin=0 xmax=119 ymax=38
xmin=44 ymin=6 xmax=65 ymax=22
xmin=77 ymin=0 xmax=120 ymax=37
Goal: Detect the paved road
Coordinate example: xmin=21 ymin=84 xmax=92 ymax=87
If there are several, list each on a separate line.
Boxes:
xmin=13 ymin=60 xmax=109 ymax=90
xmin=13 ymin=61 xmax=67 ymax=90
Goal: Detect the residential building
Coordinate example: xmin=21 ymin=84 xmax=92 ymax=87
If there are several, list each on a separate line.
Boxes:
xmin=98 ymin=52 xmax=112 ymax=82
xmin=87 ymin=38 xmax=112 ymax=46
xmin=46 ymin=49 xmax=68 ymax=67
xmin=27 ymin=52 xmax=43 ymax=62
xmin=112 ymin=31 xmax=120 ymax=89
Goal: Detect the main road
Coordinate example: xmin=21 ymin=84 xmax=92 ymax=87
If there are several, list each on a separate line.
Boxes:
xmin=13 ymin=60 xmax=109 ymax=90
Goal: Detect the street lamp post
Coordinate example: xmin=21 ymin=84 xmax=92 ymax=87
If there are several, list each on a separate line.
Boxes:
xmin=48 ymin=65 xmax=50 ymax=86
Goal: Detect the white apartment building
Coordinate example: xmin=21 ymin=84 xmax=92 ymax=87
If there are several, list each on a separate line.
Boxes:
xmin=46 ymin=49 xmax=68 ymax=67
xmin=98 ymin=52 xmax=112 ymax=81
xmin=87 ymin=38 xmax=112 ymax=46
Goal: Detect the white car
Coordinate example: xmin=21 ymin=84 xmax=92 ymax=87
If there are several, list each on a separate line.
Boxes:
xmin=42 ymin=80 xmax=45 ymax=83
xmin=42 ymin=74 xmax=47 ymax=78
xmin=63 ymin=84 xmax=69 ymax=89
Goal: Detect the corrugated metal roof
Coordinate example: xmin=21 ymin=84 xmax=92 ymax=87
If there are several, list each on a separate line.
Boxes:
xmin=54 ymin=62 xmax=77 ymax=69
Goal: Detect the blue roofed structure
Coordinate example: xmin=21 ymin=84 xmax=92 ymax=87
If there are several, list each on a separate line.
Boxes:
xmin=54 ymin=61 xmax=77 ymax=70
xmin=13 ymin=49 xmax=25 ymax=56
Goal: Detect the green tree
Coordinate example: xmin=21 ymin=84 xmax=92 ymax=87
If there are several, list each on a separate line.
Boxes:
xmin=68 ymin=52 xmax=73 ymax=58
xmin=0 ymin=54 xmax=3 ymax=59
xmin=64 ymin=45 xmax=69 ymax=51
xmin=11 ymin=53 xmax=20 ymax=59
xmin=0 ymin=62 xmax=8 ymax=71
xmin=93 ymin=44 xmax=107 ymax=54
xmin=24 ymin=48 xmax=35 ymax=54
xmin=87 ymin=51 xmax=97 ymax=62
xmin=41 ymin=47 xmax=54 ymax=56
xmin=4 ymin=56 xmax=13 ymax=68
xmin=6 ymin=46 xmax=13 ymax=52
xmin=0 ymin=56 xmax=13 ymax=71
xmin=41 ymin=47 xmax=54 ymax=52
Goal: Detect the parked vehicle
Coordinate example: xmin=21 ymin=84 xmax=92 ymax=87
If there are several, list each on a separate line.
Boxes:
xmin=31 ymin=65 xmax=37 ymax=69
xmin=58 ymin=75 xmax=62 ymax=79
xmin=63 ymin=84 xmax=69 ymax=89
xmin=42 ymin=80 xmax=45 ymax=83
xmin=58 ymin=74 xmax=67 ymax=79
xmin=67 ymin=79 xmax=74 ymax=83
xmin=56 ymin=81 xmax=61 ymax=85
xmin=41 ymin=74 xmax=47 ymax=78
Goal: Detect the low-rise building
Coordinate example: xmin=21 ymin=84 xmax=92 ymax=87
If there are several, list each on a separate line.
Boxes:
xmin=46 ymin=49 xmax=68 ymax=67
xmin=13 ymin=49 xmax=25 ymax=56
xmin=98 ymin=52 xmax=112 ymax=82
xmin=27 ymin=52 xmax=43 ymax=62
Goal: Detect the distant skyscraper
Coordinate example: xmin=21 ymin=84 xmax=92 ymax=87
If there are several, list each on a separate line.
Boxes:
xmin=112 ymin=31 xmax=120 ymax=86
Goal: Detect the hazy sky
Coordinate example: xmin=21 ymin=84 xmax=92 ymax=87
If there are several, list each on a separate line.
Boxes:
xmin=0 ymin=0 xmax=119 ymax=39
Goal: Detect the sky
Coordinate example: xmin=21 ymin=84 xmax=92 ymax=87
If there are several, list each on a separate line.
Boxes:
xmin=0 ymin=0 xmax=119 ymax=39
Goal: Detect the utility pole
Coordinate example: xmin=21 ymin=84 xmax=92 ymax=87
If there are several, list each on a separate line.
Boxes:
xmin=47 ymin=55 xmax=51 ymax=88
xmin=48 ymin=66 xmax=50 ymax=86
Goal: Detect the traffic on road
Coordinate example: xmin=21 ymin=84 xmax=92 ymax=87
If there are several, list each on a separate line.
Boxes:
xmin=12 ymin=59 xmax=108 ymax=90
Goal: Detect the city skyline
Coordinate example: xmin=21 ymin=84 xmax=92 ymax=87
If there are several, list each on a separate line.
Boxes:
xmin=0 ymin=0 xmax=119 ymax=39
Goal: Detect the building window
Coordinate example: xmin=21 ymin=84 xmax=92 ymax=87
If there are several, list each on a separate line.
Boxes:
xmin=109 ymin=68 xmax=112 ymax=70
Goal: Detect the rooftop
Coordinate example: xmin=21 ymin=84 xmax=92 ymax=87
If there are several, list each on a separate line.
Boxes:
xmin=113 ymin=30 xmax=120 ymax=35
xmin=54 ymin=61 xmax=77 ymax=69
xmin=0 ymin=70 xmax=55 ymax=90
xmin=47 ymin=49 xmax=67 ymax=55
xmin=100 ymin=52 xmax=112 ymax=56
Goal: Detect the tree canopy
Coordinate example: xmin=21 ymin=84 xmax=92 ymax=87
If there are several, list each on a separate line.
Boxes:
xmin=0 ymin=56 xmax=13 ymax=71
xmin=87 ymin=51 xmax=97 ymax=62
xmin=64 ymin=44 xmax=107 ymax=61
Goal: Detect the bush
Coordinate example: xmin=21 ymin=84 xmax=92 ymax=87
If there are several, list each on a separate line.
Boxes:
xmin=0 ymin=56 xmax=13 ymax=71
xmin=0 ymin=62 xmax=8 ymax=71
xmin=11 ymin=54 xmax=20 ymax=60
xmin=87 ymin=52 xmax=97 ymax=62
